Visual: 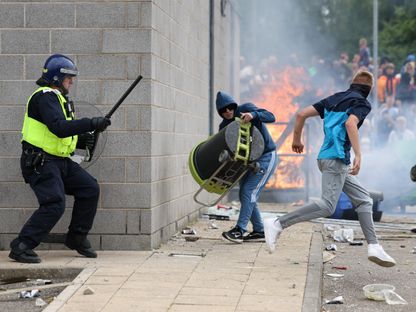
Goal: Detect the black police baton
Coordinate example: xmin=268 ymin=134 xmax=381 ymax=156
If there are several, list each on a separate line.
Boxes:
xmin=85 ymin=75 xmax=143 ymax=162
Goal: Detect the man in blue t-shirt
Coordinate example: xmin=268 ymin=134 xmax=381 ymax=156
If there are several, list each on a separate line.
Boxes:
xmin=264 ymin=71 xmax=396 ymax=267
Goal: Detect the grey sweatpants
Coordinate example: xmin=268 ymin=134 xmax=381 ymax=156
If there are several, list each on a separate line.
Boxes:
xmin=279 ymin=159 xmax=378 ymax=244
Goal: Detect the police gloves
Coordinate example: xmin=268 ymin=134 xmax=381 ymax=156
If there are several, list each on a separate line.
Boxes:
xmin=91 ymin=117 xmax=111 ymax=132
xmin=77 ymin=132 xmax=96 ymax=150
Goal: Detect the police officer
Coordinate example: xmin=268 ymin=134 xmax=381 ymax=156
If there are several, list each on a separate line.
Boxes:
xmin=9 ymin=54 xmax=111 ymax=263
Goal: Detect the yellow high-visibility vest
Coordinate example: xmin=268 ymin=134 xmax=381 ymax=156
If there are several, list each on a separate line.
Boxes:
xmin=21 ymin=87 xmax=78 ymax=157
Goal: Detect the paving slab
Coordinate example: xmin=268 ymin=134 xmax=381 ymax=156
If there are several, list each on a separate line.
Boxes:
xmin=0 ymin=204 xmax=323 ymax=312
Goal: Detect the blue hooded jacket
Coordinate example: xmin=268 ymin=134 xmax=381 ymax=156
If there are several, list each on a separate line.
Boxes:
xmin=312 ymin=84 xmax=371 ymax=165
xmin=216 ymin=91 xmax=276 ymax=154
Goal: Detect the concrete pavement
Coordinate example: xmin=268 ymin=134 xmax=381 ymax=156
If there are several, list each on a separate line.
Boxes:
xmin=0 ymin=208 xmax=323 ymax=312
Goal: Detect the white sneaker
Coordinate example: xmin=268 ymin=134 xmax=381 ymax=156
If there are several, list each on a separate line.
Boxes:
xmin=264 ymin=218 xmax=282 ymax=253
xmin=368 ymin=244 xmax=396 ymax=267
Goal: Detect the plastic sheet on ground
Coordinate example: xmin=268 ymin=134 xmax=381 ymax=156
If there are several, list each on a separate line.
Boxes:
xmin=19 ymin=289 xmax=39 ymax=299
xmin=333 ymin=229 xmax=354 ymax=243
xmin=363 ymin=284 xmax=407 ymax=305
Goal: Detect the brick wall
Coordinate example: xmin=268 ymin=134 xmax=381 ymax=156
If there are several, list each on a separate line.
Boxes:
xmin=0 ymin=0 xmax=238 ymax=250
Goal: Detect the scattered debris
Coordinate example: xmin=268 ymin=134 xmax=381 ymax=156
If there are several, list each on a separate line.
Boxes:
xmin=35 ymin=298 xmax=47 ymax=307
xmin=0 ymin=282 xmax=71 ymax=298
xmin=325 ymin=244 xmax=337 ymax=251
xmin=217 ymin=204 xmax=234 ymax=210
xmin=324 ymin=224 xmax=341 ymax=232
xmin=83 ymin=287 xmax=95 ymax=295
xmin=363 ymin=284 xmax=393 ymax=300
xmin=332 ymin=266 xmax=347 ymax=270
xmin=318 ymin=218 xmax=414 ymax=232
xmin=326 ymin=273 xmax=344 ymax=278
xmin=203 ymin=205 xmax=240 ymax=221
xmin=19 ymin=289 xmax=40 ymax=299
xmin=333 ymin=229 xmax=354 ymax=243
xmin=363 ymin=284 xmax=407 ymax=305
xmin=411 ymin=228 xmax=416 ymax=233
xmin=30 ymin=279 xmax=52 ymax=286
xmin=208 ymin=220 xmax=218 ymax=229
xmin=168 ymin=252 xmax=206 ymax=258
xmin=349 ymin=240 xmax=363 ymax=246
xmin=291 ymin=283 xmax=296 ymax=289
xmin=184 ymin=236 xmax=200 ymax=242
xmin=182 ymin=227 xmax=196 ymax=235
xmin=204 ymin=214 xmax=230 ymax=220
xmin=384 ymin=290 xmax=408 ymax=305
xmin=325 ymin=295 xmax=344 ymax=304
xmin=323 ymin=251 xmax=336 ymax=263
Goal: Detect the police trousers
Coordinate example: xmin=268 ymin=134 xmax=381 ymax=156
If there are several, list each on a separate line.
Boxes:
xmin=19 ymin=151 xmax=100 ymax=249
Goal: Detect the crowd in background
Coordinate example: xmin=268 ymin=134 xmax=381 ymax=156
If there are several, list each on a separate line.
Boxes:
xmin=240 ymin=37 xmax=416 ymax=153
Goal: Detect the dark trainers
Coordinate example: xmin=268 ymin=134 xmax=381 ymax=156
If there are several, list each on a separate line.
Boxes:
xmin=222 ymin=226 xmax=245 ymax=244
xmin=9 ymin=238 xmax=41 ymax=264
xmin=65 ymin=235 xmax=97 ymax=258
xmin=243 ymin=231 xmax=265 ymax=242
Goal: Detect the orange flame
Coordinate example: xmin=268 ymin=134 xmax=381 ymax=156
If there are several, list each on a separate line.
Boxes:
xmin=253 ymin=66 xmax=310 ymax=189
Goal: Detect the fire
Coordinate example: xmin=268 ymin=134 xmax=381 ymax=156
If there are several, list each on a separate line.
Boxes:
xmin=253 ymin=66 xmax=310 ymax=189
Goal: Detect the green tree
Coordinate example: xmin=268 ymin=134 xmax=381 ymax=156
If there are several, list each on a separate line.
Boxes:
xmin=379 ymin=6 xmax=416 ymax=66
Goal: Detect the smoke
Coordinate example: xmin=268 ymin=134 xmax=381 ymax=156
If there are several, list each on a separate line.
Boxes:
xmin=359 ymin=142 xmax=416 ymax=211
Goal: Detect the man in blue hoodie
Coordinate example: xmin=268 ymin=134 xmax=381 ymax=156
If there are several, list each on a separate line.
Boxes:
xmin=216 ymin=91 xmax=278 ymax=243
xmin=264 ymin=71 xmax=396 ymax=267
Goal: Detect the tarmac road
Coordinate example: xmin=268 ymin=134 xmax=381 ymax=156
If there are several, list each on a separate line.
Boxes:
xmin=322 ymin=222 xmax=416 ymax=312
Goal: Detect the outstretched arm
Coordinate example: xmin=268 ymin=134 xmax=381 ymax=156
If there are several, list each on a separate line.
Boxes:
xmin=239 ymin=103 xmax=275 ymax=123
xmin=345 ymin=114 xmax=361 ymax=175
xmin=292 ymin=106 xmax=319 ymax=153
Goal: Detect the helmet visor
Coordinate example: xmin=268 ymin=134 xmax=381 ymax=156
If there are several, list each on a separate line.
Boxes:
xmin=60 ymin=68 xmax=78 ymax=76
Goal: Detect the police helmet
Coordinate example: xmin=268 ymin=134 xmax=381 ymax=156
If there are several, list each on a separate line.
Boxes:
xmin=39 ymin=54 xmax=78 ymax=87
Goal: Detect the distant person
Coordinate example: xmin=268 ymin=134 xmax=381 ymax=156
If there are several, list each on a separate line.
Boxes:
xmin=376 ymin=108 xmax=395 ymax=148
xmin=216 ymin=91 xmax=278 ymax=244
xmin=264 ymin=71 xmax=396 ymax=267
xmin=333 ymin=52 xmax=352 ymax=87
xmin=358 ymin=38 xmax=371 ymax=68
xmin=400 ymin=54 xmax=416 ymax=76
xmin=351 ymin=54 xmax=361 ymax=74
xmin=377 ymin=63 xmax=399 ymax=104
xmin=397 ymin=61 xmax=416 ymax=108
xmin=388 ymin=116 xmax=415 ymax=143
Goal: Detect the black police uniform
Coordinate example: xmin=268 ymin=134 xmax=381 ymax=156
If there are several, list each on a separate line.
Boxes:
xmin=12 ymin=90 xmax=100 ymax=261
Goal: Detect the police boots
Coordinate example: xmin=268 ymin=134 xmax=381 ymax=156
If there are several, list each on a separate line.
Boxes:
xmin=64 ymin=234 xmax=97 ymax=258
xmin=9 ymin=238 xmax=41 ymax=263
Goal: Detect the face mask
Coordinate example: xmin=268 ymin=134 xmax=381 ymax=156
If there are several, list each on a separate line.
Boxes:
xmin=351 ymin=84 xmax=371 ymax=98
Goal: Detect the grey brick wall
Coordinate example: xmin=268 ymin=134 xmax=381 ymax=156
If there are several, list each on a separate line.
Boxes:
xmin=0 ymin=0 xmax=238 ymax=251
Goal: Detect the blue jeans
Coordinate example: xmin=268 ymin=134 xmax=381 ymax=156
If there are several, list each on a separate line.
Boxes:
xmin=237 ymin=151 xmax=278 ymax=232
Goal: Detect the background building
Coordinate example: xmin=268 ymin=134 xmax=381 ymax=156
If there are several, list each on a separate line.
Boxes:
xmin=0 ymin=0 xmax=240 ymax=250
